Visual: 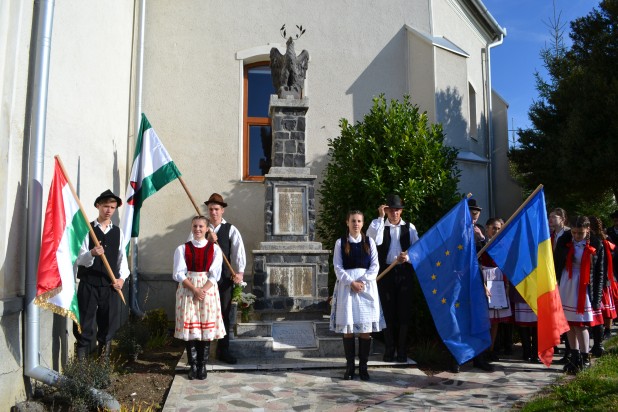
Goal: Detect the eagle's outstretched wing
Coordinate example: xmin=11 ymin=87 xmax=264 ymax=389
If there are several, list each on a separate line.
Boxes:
xmin=269 ymin=48 xmax=287 ymax=92
xmin=296 ymin=50 xmax=310 ymax=83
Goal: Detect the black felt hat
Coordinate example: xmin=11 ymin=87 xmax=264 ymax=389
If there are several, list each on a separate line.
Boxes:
xmin=94 ymin=189 xmax=122 ymax=207
xmin=386 ymin=194 xmax=404 ymax=209
xmin=468 ymin=199 xmax=482 ymax=212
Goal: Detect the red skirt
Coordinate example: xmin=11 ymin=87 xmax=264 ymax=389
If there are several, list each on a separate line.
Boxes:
xmin=601 ymin=286 xmax=617 ymax=319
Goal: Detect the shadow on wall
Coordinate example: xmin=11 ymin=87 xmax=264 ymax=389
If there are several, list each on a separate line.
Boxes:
xmin=346 ymin=27 xmax=408 ymax=123
xmin=435 ymin=86 xmax=467 ymax=148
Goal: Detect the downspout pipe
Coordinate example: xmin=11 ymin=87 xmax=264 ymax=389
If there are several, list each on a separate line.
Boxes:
xmin=128 ymin=0 xmax=146 ymax=318
xmin=486 ymin=33 xmax=504 ymax=217
xmin=23 ymin=0 xmax=119 ymax=409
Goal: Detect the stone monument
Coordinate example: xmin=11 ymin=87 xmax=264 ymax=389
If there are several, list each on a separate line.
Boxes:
xmin=252 ymin=29 xmax=330 ymax=318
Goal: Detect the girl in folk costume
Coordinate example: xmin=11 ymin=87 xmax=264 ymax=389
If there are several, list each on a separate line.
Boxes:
xmin=554 ymin=216 xmax=604 ymax=373
xmin=479 ymin=218 xmax=513 ymax=362
xmin=173 ymin=216 xmax=226 ymax=380
xmin=330 ymin=210 xmax=385 ymax=381
xmin=589 ymin=216 xmax=617 ymax=355
xmin=549 ymin=208 xmax=570 ymax=250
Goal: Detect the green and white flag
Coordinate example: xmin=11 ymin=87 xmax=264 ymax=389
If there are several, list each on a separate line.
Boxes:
xmin=121 ymin=114 xmax=181 ymax=252
xmin=35 ymin=157 xmax=90 ymax=333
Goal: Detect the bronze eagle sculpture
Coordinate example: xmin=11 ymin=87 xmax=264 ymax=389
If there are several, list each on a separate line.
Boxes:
xmin=270 ymin=25 xmax=309 ymax=99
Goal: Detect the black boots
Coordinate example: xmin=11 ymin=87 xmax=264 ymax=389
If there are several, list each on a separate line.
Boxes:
xmin=557 ymin=336 xmax=571 ymax=364
xmin=472 ymin=352 xmax=495 ymax=372
xmin=383 ymin=328 xmax=395 ymax=362
xmin=396 ymin=325 xmax=408 ymax=363
xmin=196 ymin=341 xmax=210 ymax=380
xmin=342 ymin=337 xmax=356 ymax=380
xmin=186 ymin=341 xmax=198 ymax=380
xmin=358 ymin=338 xmax=371 ymax=381
xmin=97 ymin=341 xmax=112 ymax=362
xmin=564 ymin=349 xmax=581 ymax=374
xmin=591 ymin=325 xmax=605 ymax=357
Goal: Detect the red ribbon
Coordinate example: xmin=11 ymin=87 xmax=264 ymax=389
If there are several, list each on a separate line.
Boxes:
xmin=566 ymin=241 xmax=595 ymax=314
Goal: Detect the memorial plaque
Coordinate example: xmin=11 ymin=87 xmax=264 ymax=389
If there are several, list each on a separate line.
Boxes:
xmin=274 ymin=186 xmax=306 ymax=235
xmin=272 ymin=321 xmax=317 ymax=350
xmin=268 ymin=266 xmax=314 ymax=297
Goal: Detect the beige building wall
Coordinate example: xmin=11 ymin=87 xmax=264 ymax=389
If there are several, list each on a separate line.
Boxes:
xmin=0 ymin=0 xmax=134 ymax=406
xmin=492 ymin=90 xmax=522 ymax=219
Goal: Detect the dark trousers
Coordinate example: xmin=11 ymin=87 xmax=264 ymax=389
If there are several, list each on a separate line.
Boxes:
xmin=218 ymin=277 xmax=233 ymax=352
xmin=378 ymin=264 xmax=414 ymax=326
xmin=73 ymin=280 xmax=120 ymax=350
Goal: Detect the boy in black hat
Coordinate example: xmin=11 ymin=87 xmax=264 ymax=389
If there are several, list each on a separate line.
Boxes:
xmin=367 ymin=194 xmax=419 ymax=362
xmin=73 ymin=189 xmax=130 ymax=360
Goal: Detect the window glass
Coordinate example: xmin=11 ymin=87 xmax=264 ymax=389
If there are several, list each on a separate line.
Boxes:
xmin=247 ymin=67 xmax=274 ymax=118
xmin=248 ymin=125 xmax=272 ymax=176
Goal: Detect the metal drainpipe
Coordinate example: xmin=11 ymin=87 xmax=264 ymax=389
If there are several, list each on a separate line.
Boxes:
xmin=486 ymin=33 xmax=504 ymax=216
xmin=23 ymin=0 xmax=119 ymax=409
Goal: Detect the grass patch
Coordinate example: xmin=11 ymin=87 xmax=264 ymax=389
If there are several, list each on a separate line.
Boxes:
xmin=520 ymin=351 xmax=618 ymax=411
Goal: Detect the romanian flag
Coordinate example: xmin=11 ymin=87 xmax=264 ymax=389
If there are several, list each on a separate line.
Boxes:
xmin=485 ymin=188 xmax=569 ymax=366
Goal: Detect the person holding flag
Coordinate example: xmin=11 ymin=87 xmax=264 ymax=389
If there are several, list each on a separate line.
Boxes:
xmin=74 ymin=190 xmax=130 ymax=360
xmin=367 ymin=194 xmax=419 ymax=363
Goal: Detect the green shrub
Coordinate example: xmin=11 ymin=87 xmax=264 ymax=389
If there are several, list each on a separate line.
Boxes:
xmin=55 ymin=355 xmax=113 ymax=411
xmin=317 ymin=94 xmax=461 ymax=340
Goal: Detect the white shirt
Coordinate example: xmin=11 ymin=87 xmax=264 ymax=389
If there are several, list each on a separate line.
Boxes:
xmin=187 ymin=218 xmax=246 ymax=279
xmin=75 ymin=221 xmax=130 ymax=281
xmin=367 ymin=218 xmax=419 ymax=264
xmin=173 ymin=238 xmax=222 ymax=286
xmin=333 ymin=234 xmax=379 ymax=285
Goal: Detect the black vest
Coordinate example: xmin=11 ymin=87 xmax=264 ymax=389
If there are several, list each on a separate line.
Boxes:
xmin=340 ymin=236 xmax=372 ymax=270
xmin=216 ymin=223 xmax=232 ymax=279
xmin=77 ymin=222 xmax=121 ymax=286
xmin=376 ymin=221 xmax=411 ymax=269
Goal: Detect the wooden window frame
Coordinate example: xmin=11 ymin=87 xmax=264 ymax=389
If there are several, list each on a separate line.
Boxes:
xmin=243 ymin=62 xmax=272 ymax=182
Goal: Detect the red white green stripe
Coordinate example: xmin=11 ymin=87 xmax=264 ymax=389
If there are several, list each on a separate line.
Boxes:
xmin=35 ymin=157 xmax=90 ymax=332
xmin=121 ymin=114 xmax=181 ymax=252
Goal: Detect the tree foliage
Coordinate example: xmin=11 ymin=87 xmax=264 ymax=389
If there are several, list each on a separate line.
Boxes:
xmin=509 ymin=0 xmax=618 ymax=217
xmin=316 ymin=95 xmax=461 ymax=342
xmin=317 ymin=95 xmax=461 ymax=249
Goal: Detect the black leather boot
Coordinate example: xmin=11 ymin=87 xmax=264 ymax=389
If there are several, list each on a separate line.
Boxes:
xmin=564 ymin=349 xmax=581 ymax=374
xmin=186 ymin=341 xmax=197 ymax=380
xmin=473 ymin=352 xmax=495 ymax=372
xmin=98 ymin=341 xmax=112 ymax=362
xmin=76 ymin=346 xmax=88 ymax=361
xmin=529 ymin=328 xmax=541 ymax=364
xmin=358 ymin=337 xmax=371 ymax=381
xmin=396 ymin=325 xmax=408 ymax=363
xmin=581 ymin=352 xmax=591 ymax=370
xmin=383 ymin=327 xmax=395 ymax=362
xmin=342 ymin=336 xmax=356 ymax=380
xmin=557 ymin=336 xmax=571 ymax=364
xmin=591 ymin=325 xmax=605 ymax=357
xmin=196 ymin=341 xmax=210 ymax=380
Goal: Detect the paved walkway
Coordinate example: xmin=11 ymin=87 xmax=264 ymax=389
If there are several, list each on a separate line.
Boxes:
xmin=163 ymin=348 xmax=568 ymax=411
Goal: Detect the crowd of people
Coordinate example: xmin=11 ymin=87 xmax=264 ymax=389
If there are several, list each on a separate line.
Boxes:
xmin=329 ymin=196 xmax=618 ymax=379
xmin=72 ymin=189 xmax=617 ymax=381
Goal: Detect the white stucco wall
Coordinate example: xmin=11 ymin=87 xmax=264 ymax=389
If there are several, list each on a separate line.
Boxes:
xmin=0 ymin=0 xmax=135 ymax=406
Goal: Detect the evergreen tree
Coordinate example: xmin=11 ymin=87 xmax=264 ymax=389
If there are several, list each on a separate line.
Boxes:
xmin=510 ymin=0 xmax=618 ymax=215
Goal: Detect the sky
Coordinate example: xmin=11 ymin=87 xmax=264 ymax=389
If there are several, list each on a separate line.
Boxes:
xmin=482 ymin=0 xmax=601 ymax=143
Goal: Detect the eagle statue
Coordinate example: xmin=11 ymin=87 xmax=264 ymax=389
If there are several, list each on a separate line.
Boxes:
xmin=270 ymin=25 xmax=309 ymax=99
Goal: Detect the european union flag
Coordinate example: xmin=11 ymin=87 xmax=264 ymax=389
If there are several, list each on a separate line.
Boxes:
xmin=408 ymin=198 xmax=491 ymax=364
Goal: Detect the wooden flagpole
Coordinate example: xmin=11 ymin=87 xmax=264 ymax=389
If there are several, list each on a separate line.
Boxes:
xmin=476 ymin=184 xmax=544 ymax=258
xmin=55 ymin=155 xmax=126 ymax=305
xmin=176 ymin=176 xmax=237 ymax=277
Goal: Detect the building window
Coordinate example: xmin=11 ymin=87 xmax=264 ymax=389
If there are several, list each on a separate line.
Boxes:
xmin=243 ymin=62 xmax=275 ymax=181
xmin=468 ymin=82 xmax=478 ymax=141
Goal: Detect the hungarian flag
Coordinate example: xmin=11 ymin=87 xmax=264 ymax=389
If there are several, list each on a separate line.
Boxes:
xmin=121 ymin=114 xmax=181 ymax=253
xmin=34 ymin=157 xmax=90 ymax=333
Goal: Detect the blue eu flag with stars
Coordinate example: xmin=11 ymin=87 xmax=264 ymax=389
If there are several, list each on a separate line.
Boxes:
xmin=408 ymin=198 xmax=491 ymax=364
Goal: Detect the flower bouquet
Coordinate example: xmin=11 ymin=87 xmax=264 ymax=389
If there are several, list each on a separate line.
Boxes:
xmin=232 ymin=281 xmax=257 ymax=322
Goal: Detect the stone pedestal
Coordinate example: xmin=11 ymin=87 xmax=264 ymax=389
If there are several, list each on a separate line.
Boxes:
xmin=251 ymin=97 xmax=330 ymax=316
